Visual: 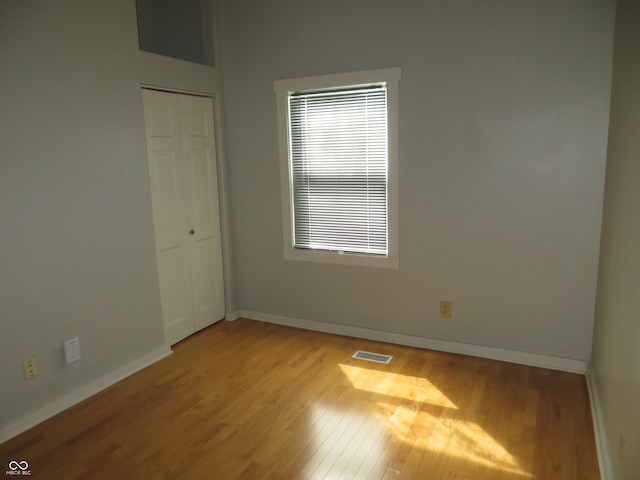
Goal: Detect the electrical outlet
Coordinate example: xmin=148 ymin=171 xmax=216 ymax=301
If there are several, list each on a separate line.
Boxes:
xmin=64 ymin=337 xmax=81 ymax=364
xmin=440 ymin=301 xmax=452 ymax=318
xmin=23 ymin=357 xmax=38 ymax=380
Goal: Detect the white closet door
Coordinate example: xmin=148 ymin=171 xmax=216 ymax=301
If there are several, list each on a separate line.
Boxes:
xmin=142 ymin=89 xmax=225 ymax=345
xmin=178 ymin=94 xmax=225 ymax=331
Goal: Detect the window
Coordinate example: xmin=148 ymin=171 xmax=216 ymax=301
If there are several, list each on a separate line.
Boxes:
xmin=274 ymin=68 xmax=400 ymax=268
xmin=135 ymin=0 xmax=214 ymax=67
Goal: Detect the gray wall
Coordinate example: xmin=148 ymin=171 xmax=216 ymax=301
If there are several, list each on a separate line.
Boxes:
xmin=592 ymin=0 xmax=640 ymax=477
xmin=0 ymin=0 xmax=201 ymax=430
xmin=219 ymin=0 xmax=615 ymax=360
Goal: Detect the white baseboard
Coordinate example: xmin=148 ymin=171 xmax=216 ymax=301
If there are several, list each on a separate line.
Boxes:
xmin=225 ymin=310 xmax=241 ymax=321
xmin=238 ymin=310 xmax=588 ymax=374
xmin=0 ymin=345 xmax=172 ymax=445
xmin=585 ymin=365 xmax=613 ymax=480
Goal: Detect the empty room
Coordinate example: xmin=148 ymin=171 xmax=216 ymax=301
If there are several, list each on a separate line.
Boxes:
xmin=0 ymin=0 xmax=638 ymax=479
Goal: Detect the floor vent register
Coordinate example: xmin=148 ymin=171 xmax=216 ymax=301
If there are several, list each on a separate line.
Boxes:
xmin=352 ymin=350 xmax=393 ymax=364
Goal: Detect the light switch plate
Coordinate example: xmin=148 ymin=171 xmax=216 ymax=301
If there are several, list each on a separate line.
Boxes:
xmin=64 ymin=337 xmax=81 ymax=364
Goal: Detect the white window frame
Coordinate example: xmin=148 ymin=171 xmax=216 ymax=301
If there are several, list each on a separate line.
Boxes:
xmin=274 ymin=68 xmax=400 ymax=268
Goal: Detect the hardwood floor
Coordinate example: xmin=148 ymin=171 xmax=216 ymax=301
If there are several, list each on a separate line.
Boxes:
xmin=0 ymin=319 xmax=600 ymax=479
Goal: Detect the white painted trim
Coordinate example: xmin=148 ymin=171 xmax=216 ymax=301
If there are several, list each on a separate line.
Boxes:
xmin=585 ymin=365 xmax=613 ymax=480
xmin=0 ymin=345 xmax=172 ymax=444
xmin=238 ymin=310 xmax=588 ymax=374
xmin=225 ymin=310 xmax=241 ymax=321
xmin=274 ymin=67 xmax=402 ymax=94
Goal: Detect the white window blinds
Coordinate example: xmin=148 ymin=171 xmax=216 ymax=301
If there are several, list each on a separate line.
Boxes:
xmin=288 ymin=85 xmax=388 ymax=255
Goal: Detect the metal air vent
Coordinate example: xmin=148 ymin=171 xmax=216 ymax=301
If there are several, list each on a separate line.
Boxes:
xmin=352 ymin=350 xmax=393 ymax=364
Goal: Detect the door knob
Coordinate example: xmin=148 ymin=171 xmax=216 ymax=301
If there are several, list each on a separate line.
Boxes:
xmin=189 ymin=229 xmax=195 ymax=235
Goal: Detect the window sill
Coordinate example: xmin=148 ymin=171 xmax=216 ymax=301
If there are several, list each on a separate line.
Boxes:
xmin=284 ymin=247 xmax=399 ymax=269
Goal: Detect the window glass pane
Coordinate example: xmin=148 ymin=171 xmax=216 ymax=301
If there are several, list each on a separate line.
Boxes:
xmin=136 ymin=0 xmax=214 ymax=67
xmin=289 ymin=86 xmax=388 ymax=255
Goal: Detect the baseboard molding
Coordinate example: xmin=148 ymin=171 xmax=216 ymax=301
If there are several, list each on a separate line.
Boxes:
xmin=225 ymin=310 xmax=241 ymax=321
xmin=0 ymin=345 xmax=172 ymax=445
xmin=238 ymin=310 xmax=588 ymax=374
xmin=585 ymin=365 xmax=613 ymax=480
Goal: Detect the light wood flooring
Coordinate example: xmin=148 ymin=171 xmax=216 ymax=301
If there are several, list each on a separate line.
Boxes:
xmin=0 ymin=318 xmax=600 ymax=479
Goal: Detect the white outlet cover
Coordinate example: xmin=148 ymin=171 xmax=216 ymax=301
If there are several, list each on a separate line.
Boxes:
xmin=64 ymin=337 xmax=81 ymax=364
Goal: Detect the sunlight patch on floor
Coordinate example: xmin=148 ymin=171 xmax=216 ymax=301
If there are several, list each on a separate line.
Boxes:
xmin=338 ymin=364 xmax=458 ymax=408
xmin=338 ymin=363 xmax=533 ymax=478
xmin=382 ymin=402 xmax=533 ymax=478
xmin=303 ymin=406 xmax=386 ymax=479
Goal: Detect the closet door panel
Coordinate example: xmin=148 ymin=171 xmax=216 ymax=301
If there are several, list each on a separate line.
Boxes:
xmin=143 ymin=89 xmax=224 ymax=344
xmin=179 ymin=95 xmax=225 ymax=330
